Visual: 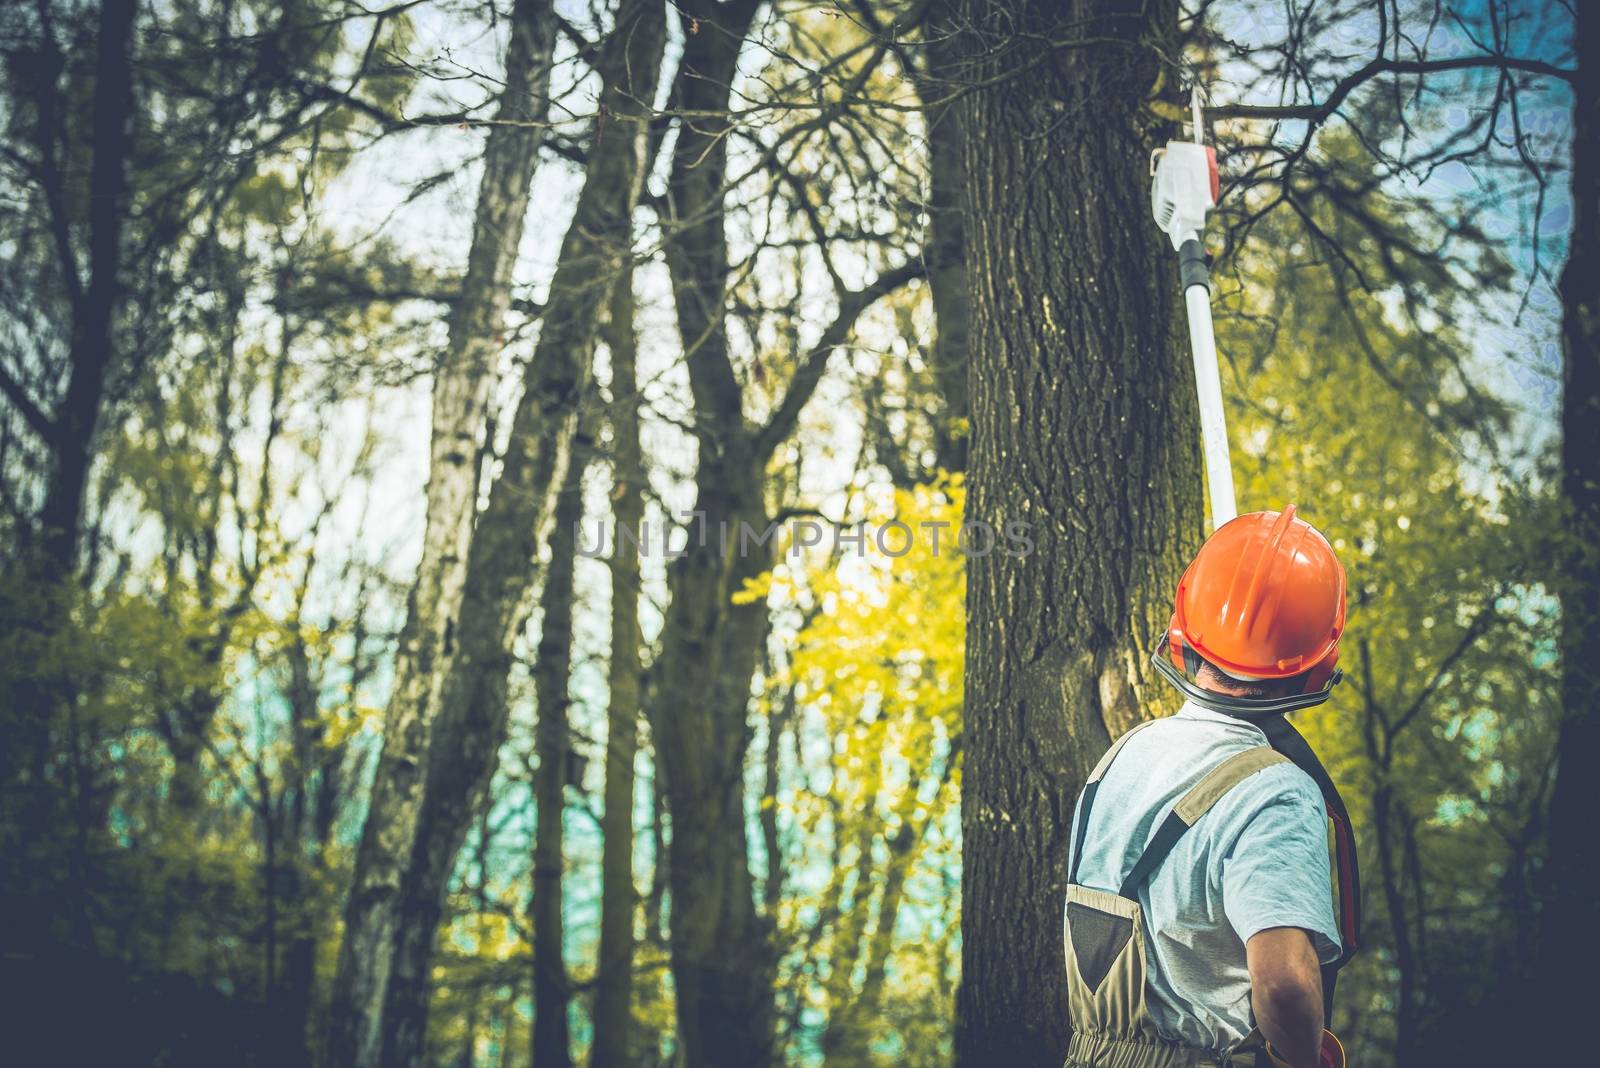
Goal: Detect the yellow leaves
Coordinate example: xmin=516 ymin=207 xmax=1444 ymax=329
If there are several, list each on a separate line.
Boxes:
xmin=779 ymin=474 xmax=965 ymax=860
xmin=732 ymin=572 xmax=774 ymax=606
xmin=734 ymin=562 xmax=811 ymax=607
xmin=321 ymin=702 xmax=380 ymax=751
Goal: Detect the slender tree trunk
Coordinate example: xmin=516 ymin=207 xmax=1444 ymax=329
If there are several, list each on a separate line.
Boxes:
xmin=276 ymin=627 xmax=330 ymax=1068
xmin=653 ymin=10 xmax=922 ymax=1064
xmin=817 ymin=828 xmax=884 ymax=1060
xmin=821 ymin=817 xmax=920 ymax=1061
xmin=375 ymin=7 xmax=666 ymax=1064
xmin=1543 ymin=2 xmax=1600 ymax=1046
xmin=0 ymin=0 xmax=137 ymax=961
xmin=328 ymin=4 xmax=556 ymax=1063
xmin=828 ymin=738 xmax=953 ymax=1059
xmin=951 ymin=2 xmax=1200 ymax=1065
xmin=34 ymin=0 xmax=135 ymax=575
xmin=1373 ymin=784 xmax=1417 ymax=1063
xmin=759 ymin=684 xmax=793 ymax=912
xmin=658 ymin=27 xmax=926 ymax=1068
xmin=645 ymin=764 xmax=668 ymax=944
xmin=457 ymin=808 xmax=493 ymax=1068
xmin=530 ymin=430 xmax=588 ymax=1068
xmin=918 ymin=0 xmax=970 ymax=473
xmin=854 ymin=779 xmax=942 ymax=1018
xmin=1356 ymin=642 xmax=1415 ymax=1063
xmin=651 ymin=5 xmax=774 ymax=1066
xmin=591 ymin=262 xmax=644 ymax=1068
xmin=818 ymin=824 xmax=878 ymax=1054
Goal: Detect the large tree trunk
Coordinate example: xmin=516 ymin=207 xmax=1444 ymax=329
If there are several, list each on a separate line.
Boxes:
xmin=590 ymin=263 xmax=644 ymax=1068
xmin=1543 ymin=3 xmax=1599 ymax=1047
xmin=951 ymin=2 xmax=1201 ymax=1065
xmin=328 ymin=3 xmax=556 ymax=1063
xmin=530 ymin=430 xmax=589 ymax=1068
xmin=375 ymin=6 xmax=666 ymax=1064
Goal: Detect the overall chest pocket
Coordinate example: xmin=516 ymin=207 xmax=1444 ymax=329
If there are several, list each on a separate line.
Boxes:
xmin=1064 ymin=883 xmax=1160 ymax=1040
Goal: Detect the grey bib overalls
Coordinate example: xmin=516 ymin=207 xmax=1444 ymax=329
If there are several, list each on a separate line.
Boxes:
xmin=1062 ymin=721 xmax=1344 ymax=1068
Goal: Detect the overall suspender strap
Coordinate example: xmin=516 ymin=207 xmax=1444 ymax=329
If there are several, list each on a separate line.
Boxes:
xmin=1070 ymin=720 xmax=1159 ymax=884
xmin=1071 ymin=721 xmax=1290 ymax=895
xmin=1118 ymin=747 xmax=1290 ymax=897
xmin=1091 ymin=719 xmax=1161 ymax=783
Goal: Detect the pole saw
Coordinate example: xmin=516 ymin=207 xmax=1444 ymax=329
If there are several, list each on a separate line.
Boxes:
xmin=1151 ymin=90 xmax=1235 ymax=529
xmin=1149 ymin=90 xmax=1357 ymax=1068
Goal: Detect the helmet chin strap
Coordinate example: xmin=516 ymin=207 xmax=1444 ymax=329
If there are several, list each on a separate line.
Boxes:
xmin=1149 ymin=647 xmax=1343 ymax=717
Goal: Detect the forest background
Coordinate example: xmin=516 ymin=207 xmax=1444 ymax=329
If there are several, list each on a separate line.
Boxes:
xmin=0 ymin=1 xmax=1590 ymax=1066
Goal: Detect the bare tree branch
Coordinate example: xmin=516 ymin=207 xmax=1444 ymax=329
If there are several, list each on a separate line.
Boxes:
xmin=1210 ymin=54 xmax=1574 ymax=124
xmin=755 ymin=259 xmax=926 ymax=459
xmin=0 ymin=363 xmax=56 ymax=445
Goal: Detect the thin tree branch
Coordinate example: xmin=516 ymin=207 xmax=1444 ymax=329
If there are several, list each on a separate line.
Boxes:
xmin=0 ymin=363 xmax=58 ymax=445
xmin=755 ymin=260 xmax=925 ymax=459
xmin=1210 ymin=54 xmax=1575 ymax=123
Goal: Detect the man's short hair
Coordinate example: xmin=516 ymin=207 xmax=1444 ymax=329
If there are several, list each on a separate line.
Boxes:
xmin=1195 ymin=660 xmax=1306 ymax=699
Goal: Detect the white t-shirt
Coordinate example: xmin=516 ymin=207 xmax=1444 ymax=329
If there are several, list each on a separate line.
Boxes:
xmin=1066 ymin=702 xmax=1342 ymax=1050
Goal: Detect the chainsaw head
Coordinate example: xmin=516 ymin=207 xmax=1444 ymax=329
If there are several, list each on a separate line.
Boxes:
xmin=1150 ymin=140 xmax=1219 ymax=251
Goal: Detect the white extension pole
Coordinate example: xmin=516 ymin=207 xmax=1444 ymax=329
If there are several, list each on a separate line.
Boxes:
xmin=1152 ymin=87 xmax=1237 ymax=530
xmin=1183 ymin=284 xmax=1238 ymax=527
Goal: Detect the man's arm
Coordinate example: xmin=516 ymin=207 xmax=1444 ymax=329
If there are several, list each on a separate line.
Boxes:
xmin=1246 ymin=926 xmax=1323 ymax=1068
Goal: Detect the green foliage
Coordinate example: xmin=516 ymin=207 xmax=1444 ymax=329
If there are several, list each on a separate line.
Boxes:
xmin=0 ymin=2 xmax=1565 ymax=1066
xmin=1216 ymin=187 xmax=1558 ymax=1062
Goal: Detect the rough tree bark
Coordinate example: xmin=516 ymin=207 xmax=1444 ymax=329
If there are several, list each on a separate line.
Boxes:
xmin=591 ymin=262 xmax=644 ymax=1068
xmin=376 ymin=5 xmax=666 ymax=1064
xmin=328 ymin=3 xmax=556 ymax=1063
xmin=530 ymin=426 xmax=589 ymax=1068
xmin=951 ymin=2 xmax=1202 ymax=1065
xmin=1542 ymin=2 xmax=1599 ymax=1047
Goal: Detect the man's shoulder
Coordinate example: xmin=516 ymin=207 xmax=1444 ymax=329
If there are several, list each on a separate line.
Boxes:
xmin=1210 ymin=756 xmax=1327 ymax=830
xmin=1137 ymin=713 xmax=1326 ymax=816
xmin=1133 ymin=706 xmax=1268 ymax=752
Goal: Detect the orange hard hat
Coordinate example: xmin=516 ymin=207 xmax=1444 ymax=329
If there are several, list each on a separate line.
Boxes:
xmin=1167 ymin=505 xmax=1346 ymax=692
